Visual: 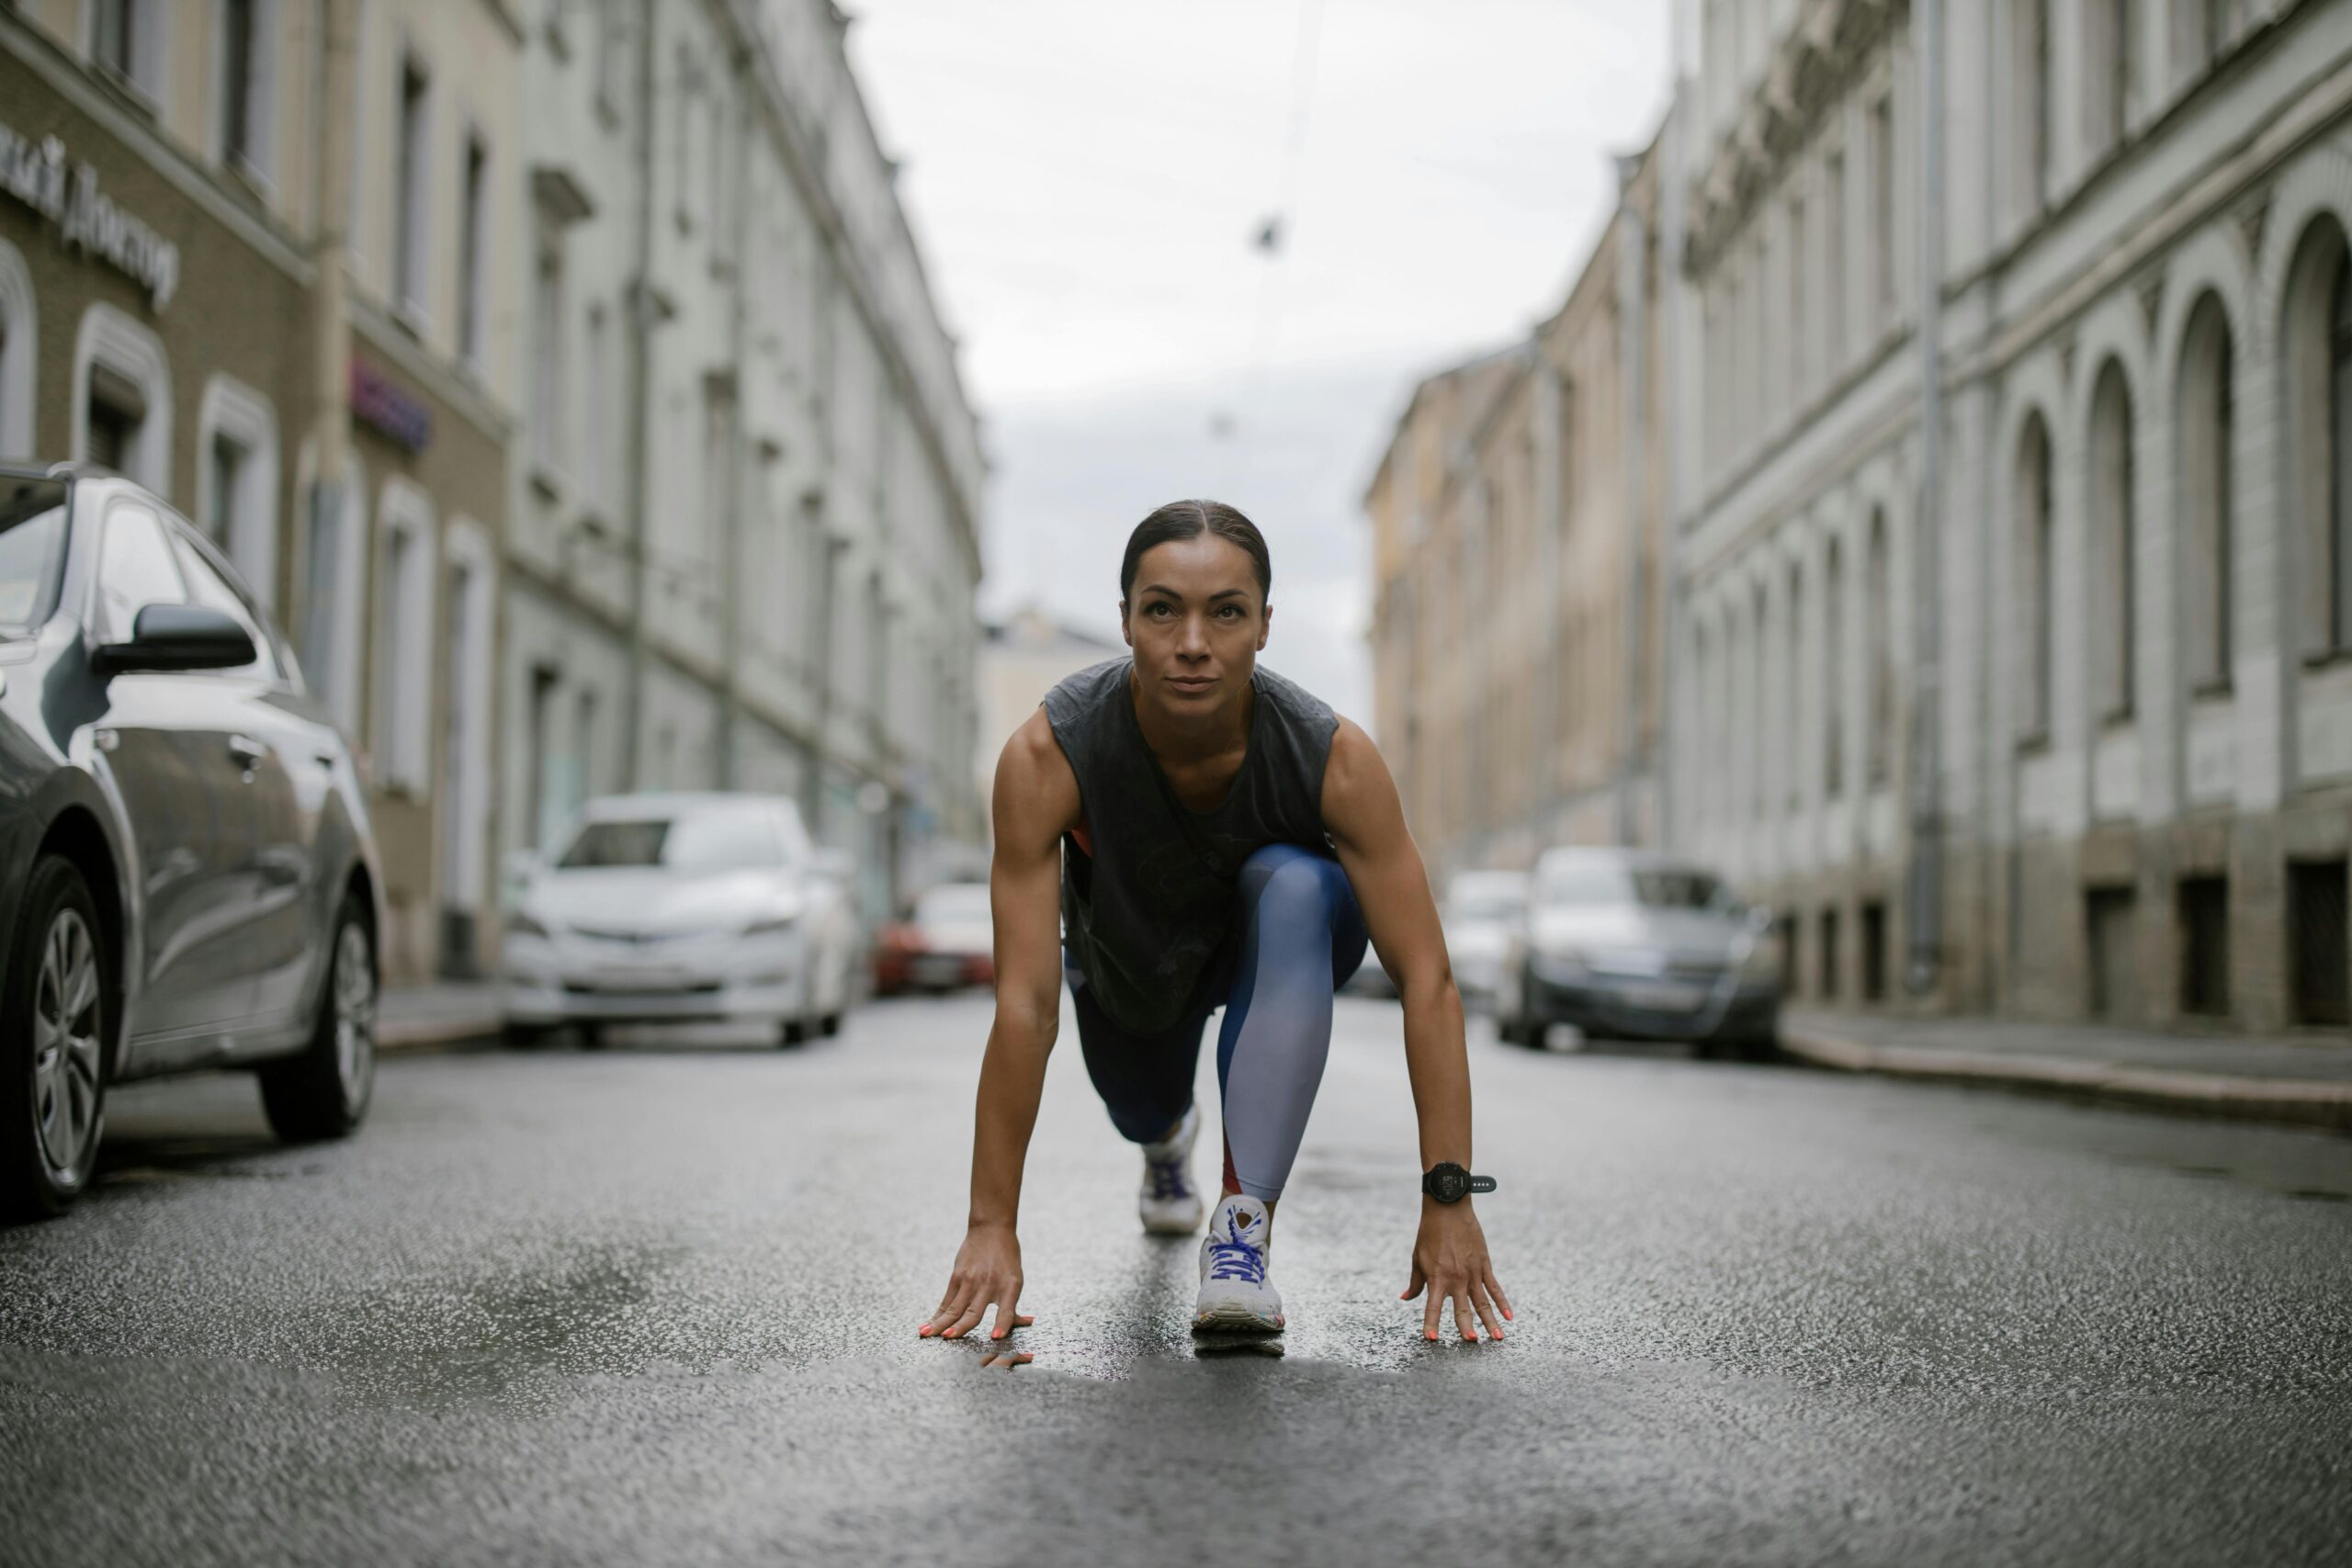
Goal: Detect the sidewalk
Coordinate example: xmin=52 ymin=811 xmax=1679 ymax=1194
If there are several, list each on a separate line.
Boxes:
xmin=1780 ymin=1009 xmax=2352 ymax=1133
xmin=378 ymin=981 xmax=505 ymax=1052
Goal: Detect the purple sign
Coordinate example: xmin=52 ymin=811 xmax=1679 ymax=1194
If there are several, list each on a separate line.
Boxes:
xmin=350 ymin=359 xmax=433 ymax=454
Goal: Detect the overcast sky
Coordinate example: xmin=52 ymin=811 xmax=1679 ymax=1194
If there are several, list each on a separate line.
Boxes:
xmin=843 ymin=0 xmax=1671 ymax=728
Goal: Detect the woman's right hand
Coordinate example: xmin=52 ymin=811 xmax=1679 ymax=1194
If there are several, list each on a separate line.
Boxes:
xmin=919 ymin=1222 xmax=1031 ymax=1341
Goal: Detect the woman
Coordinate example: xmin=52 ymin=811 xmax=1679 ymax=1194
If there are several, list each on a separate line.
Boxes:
xmin=919 ymin=501 xmax=1510 ymax=1344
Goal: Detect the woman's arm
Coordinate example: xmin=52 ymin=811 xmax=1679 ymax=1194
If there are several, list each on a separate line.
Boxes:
xmin=1321 ymin=718 xmax=1512 ymax=1342
xmin=919 ymin=710 xmax=1080 ymax=1342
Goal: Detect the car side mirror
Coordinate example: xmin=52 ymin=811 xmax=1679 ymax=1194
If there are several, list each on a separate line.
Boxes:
xmin=93 ymin=604 xmax=256 ymax=674
xmin=1743 ymin=904 xmax=1774 ymax=934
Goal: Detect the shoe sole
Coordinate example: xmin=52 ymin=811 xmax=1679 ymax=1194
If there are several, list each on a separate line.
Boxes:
xmin=1141 ymin=1213 xmax=1204 ymax=1235
xmin=1191 ymin=1304 xmax=1284 ymax=1335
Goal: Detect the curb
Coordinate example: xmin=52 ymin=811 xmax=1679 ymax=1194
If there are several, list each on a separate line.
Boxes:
xmin=1777 ymin=1025 xmax=2352 ymax=1134
xmin=378 ymin=1013 xmax=506 ymax=1054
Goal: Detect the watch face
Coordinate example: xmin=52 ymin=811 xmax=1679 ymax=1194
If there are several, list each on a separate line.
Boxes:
xmin=1429 ymin=1166 xmax=1467 ymax=1202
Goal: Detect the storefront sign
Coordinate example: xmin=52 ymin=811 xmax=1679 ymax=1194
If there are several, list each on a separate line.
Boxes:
xmin=350 ymin=359 xmax=434 ymax=453
xmin=0 ymin=123 xmax=180 ymax=311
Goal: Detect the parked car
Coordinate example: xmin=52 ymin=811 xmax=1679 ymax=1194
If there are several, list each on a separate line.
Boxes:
xmin=1493 ymin=848 xmax=1781 ymax=1059
xmin=1440 ymin=869 xmax=1530 ymax=1009
xmin=502 ymin=792 xmax=861 ymax=1047
xmin=0 ymin=465 xmax=383 ymax=1220
xmin=873 ymin=880 xmax=994 ymax=995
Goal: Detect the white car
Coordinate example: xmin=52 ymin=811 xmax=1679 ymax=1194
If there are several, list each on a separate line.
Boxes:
xmin=1441 ymin=869 xmax=1531 ymax=1009
xmin=502 ymin=793 xmax=861 ymax=1048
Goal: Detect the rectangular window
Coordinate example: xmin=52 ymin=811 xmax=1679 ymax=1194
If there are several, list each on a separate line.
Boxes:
xmin=91 ymin=0 xmax=134 ymax=79
xmin=1861 ymin=899 xmax=1888 ymax=1003
xmin=222 ymin=0 xmax=257 ymax=168
xmin=1824 ymin=152 xmax=1846 ymax=373
xmin=1819 ymin=908 xmax=1841 ymax=1002
xmin=2289 ymin=859 xmax=2348 ymax=1027
xmin=572 ymin=687 xmax=599 ymax=816
xmin=1788 ymin=196 xmax=1806 ymax=397
xmin=2178 ymin=876 xmax=2230 ymax=1019
xmin=585 ymin=305 xmax=610 ymax=512
xmin=594 ymin=0 xmax=625 ymax=114
xmin=394 ymin=56 xmax=431 ymax=317
xmin=1871 ymin=96 xmax=1896 ymax=323
xmin=458 ymin=134 xmax=489 ymax=367
xmin=207 ymin=433 xmax=245 ymax=547
xmin=531 ymin=242 xmax=566 ymax=474
xmin=528 ymin=666 xmax=559 ymax=849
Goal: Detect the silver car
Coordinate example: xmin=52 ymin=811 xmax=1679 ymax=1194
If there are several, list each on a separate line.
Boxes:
xmin=1493 ymin=848 xmax=1781 ymax=1059
xmin=1441 ymin=869 xmax=1531 ymax=1009
xmin=502 ymin=793 xmax=861 ymax=1048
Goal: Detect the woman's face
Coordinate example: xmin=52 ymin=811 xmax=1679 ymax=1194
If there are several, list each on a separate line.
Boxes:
xmin=1121 ymin=534 xmax=1270 ymax=711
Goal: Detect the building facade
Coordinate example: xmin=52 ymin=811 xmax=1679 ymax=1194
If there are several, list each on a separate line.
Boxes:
xmin=501 ymin=0 xmax=986 ymax=930
xmin=1671 ymin=0 xmax=2352 ymax=1032
xmin=1364 ymin=140 xmax=1670 ymax=881
xmin=0 ymin=0 xmax=521 ymax=987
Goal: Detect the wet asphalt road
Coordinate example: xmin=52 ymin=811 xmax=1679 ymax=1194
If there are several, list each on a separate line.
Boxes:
xmin=2 ymin=995 xmax=2348 ymax=1567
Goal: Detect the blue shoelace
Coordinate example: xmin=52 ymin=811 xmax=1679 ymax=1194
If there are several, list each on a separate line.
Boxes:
xmin=1205 ymin=1235 xmax=1266 ymax=1284
xmin=1145 ymin=1155 xmax=1192 ymax=1201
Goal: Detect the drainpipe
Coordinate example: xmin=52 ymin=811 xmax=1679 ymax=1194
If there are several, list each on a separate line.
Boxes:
xmin=1905 ymin=0 xmax=1947 ymax=996
xmin=302 ymin=0 xmax=357 ymax=687
xmin=1614 ymin=158 xmax=1648 ymax=847
xmin=1655 ymin=28 xmax=1689 ymax=854
xmin=715 ymin=38 xmax=752 ymax=789
xmin=619 ymin=0 xmax=659 ymax=790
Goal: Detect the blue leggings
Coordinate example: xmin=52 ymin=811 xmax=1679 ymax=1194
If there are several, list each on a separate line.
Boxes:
xmin=1067 ymin=843 xmax=1368 ymax=1201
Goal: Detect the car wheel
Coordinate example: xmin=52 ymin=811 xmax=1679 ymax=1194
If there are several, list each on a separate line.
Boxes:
xmin=778 ymin=1018 xmax=809 ymax=1047
xmin=820 ymin=1010 xmax=842 ymax=1037
xmin=2 ymin=856 xmax=111 ymax=1222
xmin=576 ymin=1024 xmax=606 ymax=1050
xmin=504 ymin=1022 xmax=555 ymax=1049
xmin=259 ymin=894 xmax=375 ymax=1145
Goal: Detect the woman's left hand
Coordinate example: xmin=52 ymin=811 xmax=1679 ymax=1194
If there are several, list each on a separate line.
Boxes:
xmin=1401 ymin=1201 xmax=1511 ymax=1342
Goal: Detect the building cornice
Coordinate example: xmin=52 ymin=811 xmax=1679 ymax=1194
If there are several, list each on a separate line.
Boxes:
xmin=1685 ymin=0 xmax=1896 ymax=276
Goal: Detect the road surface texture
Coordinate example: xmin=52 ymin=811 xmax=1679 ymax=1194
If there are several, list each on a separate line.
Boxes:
xmin=3 ymin=995 xmax=2348 ymax=1566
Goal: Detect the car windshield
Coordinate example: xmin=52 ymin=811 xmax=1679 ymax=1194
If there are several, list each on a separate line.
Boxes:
xmin=1537 ymin=860 xmax=1731 ymax=912
xmin=1448 ymin=888 xmax=1525 ymax=923
xmin=916 ymin=885 xmax=990 ymax=925
xmin=558 ymin=807 xmax=786 ymax=871
xmin=0 ymin=477 xmax=69 ymax=635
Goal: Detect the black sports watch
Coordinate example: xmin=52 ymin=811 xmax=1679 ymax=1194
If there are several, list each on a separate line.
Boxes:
xmin=1421 ymin=1162 xmax=1497 ymax=1204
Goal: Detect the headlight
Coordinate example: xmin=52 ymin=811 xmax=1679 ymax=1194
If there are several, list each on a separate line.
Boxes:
xmin=506 ymin=909 xmax=551 ymax=939
xmin=742 ymin=912 xmax=798 ymax=937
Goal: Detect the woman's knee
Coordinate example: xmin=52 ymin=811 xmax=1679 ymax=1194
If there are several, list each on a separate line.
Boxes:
xmin=1238 ymin=844 xmax=1349 ymax=926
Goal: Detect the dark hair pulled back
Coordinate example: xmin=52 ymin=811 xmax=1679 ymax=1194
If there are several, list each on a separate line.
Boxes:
xmin=1119 ymin=500 xmax=1272 ymax=605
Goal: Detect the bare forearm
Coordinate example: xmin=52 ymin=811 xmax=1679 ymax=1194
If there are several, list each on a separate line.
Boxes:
xmin=966 ymin=1003 xmax=1054 ymax=1229
xmin=1397 ymin=976 xmax=1472 ymax=1168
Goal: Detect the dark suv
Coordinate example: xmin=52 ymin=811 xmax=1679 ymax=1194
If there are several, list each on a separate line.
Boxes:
xmin=0 ymin=465 xmax=383 ymax=1220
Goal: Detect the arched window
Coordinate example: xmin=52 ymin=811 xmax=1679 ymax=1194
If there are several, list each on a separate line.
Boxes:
xmin=1824 ymin=537 xmax=1845 ymax=794
xmin=2017 ymin=414 xmax=2054 ymax=736
xmin=2177 ymin=296 xmax=2233 ymax=689
xmin=1867 ymin=509 xmax=1892 ymax=785
xmin=2283 ymin=219 xmax=2349 ymax=657
xmin=2090 ymin=361 xmax=2136 ymax=718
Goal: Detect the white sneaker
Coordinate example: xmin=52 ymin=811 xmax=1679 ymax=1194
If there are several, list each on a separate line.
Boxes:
xmin=1193 ymin=1193 xmax=1283 ymax=1334
xmin=1138 ymin=1102 xmax=1204 ymax=1235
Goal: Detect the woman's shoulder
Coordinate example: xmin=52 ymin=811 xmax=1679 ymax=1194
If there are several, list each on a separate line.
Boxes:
xmin=1250 ymin=663 xmax=1338 ymax=738
xmin=1042 ymin=657 xmax=1132 ymax=723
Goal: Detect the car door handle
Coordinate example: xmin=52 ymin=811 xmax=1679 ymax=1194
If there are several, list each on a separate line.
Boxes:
xmin=229 ymin=734 xmax=268 ymax=768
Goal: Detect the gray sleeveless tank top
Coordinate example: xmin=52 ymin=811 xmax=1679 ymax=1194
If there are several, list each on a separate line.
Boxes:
xmin=1043 ymin=658 xmax=1340 ymax=1034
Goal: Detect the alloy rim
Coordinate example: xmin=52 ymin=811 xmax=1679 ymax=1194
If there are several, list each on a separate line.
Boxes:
xmin=32 ymin=908 xmax=102 ymax=1179
xmin=333 ymin=919 xmax=375 ymax=1104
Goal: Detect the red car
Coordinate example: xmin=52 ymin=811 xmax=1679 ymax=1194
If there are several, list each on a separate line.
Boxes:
xmin=874 ymin=882 xmax=995 ymax=995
